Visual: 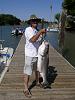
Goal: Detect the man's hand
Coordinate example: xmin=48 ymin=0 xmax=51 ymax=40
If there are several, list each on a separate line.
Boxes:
xmin=39 ymin=28 xmax=46 ymax=35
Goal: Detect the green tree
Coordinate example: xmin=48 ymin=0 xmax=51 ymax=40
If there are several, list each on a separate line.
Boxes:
xmin=62 ymin=0 xmax=75 ymax=16
xmin=0 ymin=14 xmax=21 ymax=25
xmin=62 ymin=0 xmax=75 ymax=28
xmin=55 ymin=13 xmax=60 ymax=28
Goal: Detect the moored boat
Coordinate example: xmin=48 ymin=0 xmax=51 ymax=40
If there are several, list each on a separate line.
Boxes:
xmin=0 ymin=40 xmax=14 ymax=83
xmin=47 ymin=27 xmax=59 ymax=32
xmin=11 ymin=27 xmax=24 ymax=36
xmin=0 ymin=40 xmax=13 ymax=69
xmin=0 ymin=47 xmax=14 ymax=66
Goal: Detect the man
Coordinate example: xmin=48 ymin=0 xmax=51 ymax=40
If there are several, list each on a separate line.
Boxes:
xmin=23 ymin=15 xmax=46 ymax=97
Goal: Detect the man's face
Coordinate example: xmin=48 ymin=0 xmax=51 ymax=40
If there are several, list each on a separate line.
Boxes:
xmin=31 ymin=20 xmax=38 ymax=28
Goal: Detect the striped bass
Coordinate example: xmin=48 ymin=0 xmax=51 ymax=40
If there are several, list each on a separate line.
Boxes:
xmin=37 ymin=41 xmax=49 ymax=84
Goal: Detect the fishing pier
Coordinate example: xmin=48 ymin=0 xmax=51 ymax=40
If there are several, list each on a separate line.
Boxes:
xmin=0 ymin=35 xmax=75 ymax=100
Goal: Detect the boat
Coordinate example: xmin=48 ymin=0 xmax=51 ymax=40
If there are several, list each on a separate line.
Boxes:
xmin=0 ymin=40 xmax=14 ymax=83
xmin=46 ymin=0 xmax=60 ymax=33
xmin=11 ymin=27 xmax=24 ymax=36
xmin=0 ymin=40 xmax=14 ymax=66
xmin=47 ymin=27 xmax=59 ymax=32
xmin=50 ymin=28 xmax=59 ymax=32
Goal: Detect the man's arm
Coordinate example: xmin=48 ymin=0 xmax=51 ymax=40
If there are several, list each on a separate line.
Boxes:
xmin=30 ymin=28 xmax=46 ymax=42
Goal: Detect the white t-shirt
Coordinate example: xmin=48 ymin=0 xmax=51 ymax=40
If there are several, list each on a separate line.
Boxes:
xmin=25 ymin=26 xmax=42 ymax=57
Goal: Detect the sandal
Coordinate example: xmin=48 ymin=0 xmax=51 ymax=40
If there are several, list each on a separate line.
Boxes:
xmin=23 ymin=90 xmax=32 ymax=98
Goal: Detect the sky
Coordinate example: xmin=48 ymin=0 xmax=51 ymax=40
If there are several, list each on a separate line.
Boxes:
xmin=0 ymin=0 xmax=63 ymax=21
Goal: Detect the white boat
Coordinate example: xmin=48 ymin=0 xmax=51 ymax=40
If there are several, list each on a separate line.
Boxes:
xmin=47 ymin=27 xmax=59 ymax=32
xmin=50 ymin=28 xmax=59 ymax=32
xmin=0 ymin=47 xmax=13 ymax=66
xmin=0 ymin=45 xmax=13 ymax=66
xmin=11 ymin=28 xmax=24 ymax=36
xmin=0 ymin=46 xmax=13 ymax=84
xmin=0 ymin=40 xmax=14 ymax=83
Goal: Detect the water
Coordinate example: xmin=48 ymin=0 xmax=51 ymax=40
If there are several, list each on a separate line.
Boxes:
xmin=45 ymin=31 xmax=75 ymax=67
xmin=0 ymin=25 xmax=25 ymax=52
xmin=0 ymin=26 xmax=75 ymax=67
xmin=45 ymin=31 xmax=59 ymax=50
xmin=63 ymin=31 xmax=75 ymax=67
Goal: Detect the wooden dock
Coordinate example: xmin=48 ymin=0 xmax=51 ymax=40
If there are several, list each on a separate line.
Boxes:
xmin=0 ymin=35 xmax=75 ymax=100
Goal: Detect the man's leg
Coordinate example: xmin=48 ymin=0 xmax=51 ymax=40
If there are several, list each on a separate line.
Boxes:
xmin=24 ymin=74 xmax=29 ymax=91
xmin=23 ymin=56 xmax=32 ymax=97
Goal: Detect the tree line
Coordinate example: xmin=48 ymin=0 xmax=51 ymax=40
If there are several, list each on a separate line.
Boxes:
xmin=62 ymin=0 xmax=75 ymax=16
xmin=62 ymin=0 xmax=75 ymax=28
xmin=54 ymin=0 xmax=75 ymax=29
xmin=0 ymin=14 xmax=21 ymax=25
xmin=0 ymin=0 xmax=75 ymax=27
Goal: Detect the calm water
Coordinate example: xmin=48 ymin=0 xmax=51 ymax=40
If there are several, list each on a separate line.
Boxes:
xmin=0 ymin=25 xmax=25 ymax=52
xmin=45 ymin=31 xmax=75 ymax=67
xmin=0 ymin=26 xmax=75 ymax=67
xmin=63 ymin=31 xmax=75 ymax=67
xmin=46 ymin=31 xmax=59 ymax=49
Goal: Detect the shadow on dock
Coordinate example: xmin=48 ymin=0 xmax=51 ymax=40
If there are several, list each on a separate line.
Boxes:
xmin=47 ymin=66 xmax=57 ymax=85
xmin=28 ymin=66 xmax=57 ymax=90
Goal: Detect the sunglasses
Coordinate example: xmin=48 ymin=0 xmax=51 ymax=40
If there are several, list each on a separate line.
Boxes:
xmin=32 ymin=22 xmax=37 ymax=24
xmin=30 ymin=20 xmax=37 ymax=24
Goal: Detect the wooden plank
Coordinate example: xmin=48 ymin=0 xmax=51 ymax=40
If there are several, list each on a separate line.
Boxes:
xmin=0 ymin=35 xmax=75 ymax=100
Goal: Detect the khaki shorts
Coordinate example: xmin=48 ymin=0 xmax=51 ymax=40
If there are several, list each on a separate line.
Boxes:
xmin=24 ymin=56 xmax=38 ymax=75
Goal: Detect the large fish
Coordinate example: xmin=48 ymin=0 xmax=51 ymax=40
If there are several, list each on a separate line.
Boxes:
xmin=37 ymin=40 xmax=49 ymax=85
